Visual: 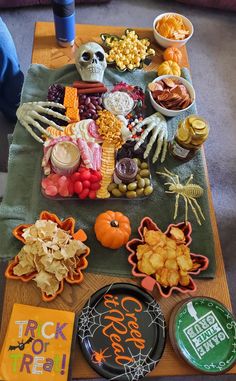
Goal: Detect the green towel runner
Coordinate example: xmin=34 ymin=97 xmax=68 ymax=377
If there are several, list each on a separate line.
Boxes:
xmin=0 ymin=64 xmax=216 ymax=278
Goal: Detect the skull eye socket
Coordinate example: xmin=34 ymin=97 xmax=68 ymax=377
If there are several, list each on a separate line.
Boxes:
xmin=95 ymin=51 xmax=105 ymax=61
xmin=82 ymin=52 xmax=91 ymax=61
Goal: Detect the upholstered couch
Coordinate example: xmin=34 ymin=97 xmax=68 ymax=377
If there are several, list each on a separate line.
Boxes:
xmin=177 ymin=0 xmax=236 ymax=11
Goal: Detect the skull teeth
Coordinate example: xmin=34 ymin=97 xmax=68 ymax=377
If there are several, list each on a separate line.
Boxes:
xmin=82 ymin=66 xmax=101 ymax=74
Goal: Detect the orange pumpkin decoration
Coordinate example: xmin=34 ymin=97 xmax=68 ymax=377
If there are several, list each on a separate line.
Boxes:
xmin=163 ymin=47 xmax=182 ymax=64
xmin=94 ymin=210 xmax=131 ymax=249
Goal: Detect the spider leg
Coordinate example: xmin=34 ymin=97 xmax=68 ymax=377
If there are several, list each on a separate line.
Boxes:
xmin=165 ymin=191 xmax=175 ymax=193
xmin=156 ymin=171 xmax=177 ymax=185
xmin=164 ymin=168 xmax=179 ymax=184
xmin=174 ymin=193 xmax=180 ymax=219
xmin=189 ymin=197 xmax=205 ymax=221
xmin=185 ymin=174 xmax=194 ymax=185
xmin=182 ymin=195 xmax=189 ymax=223
xmin=187 ymin=197 xmax=202 ymax=225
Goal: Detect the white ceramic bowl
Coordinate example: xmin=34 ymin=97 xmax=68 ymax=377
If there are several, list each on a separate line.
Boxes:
xmin=148 ymin=75 xmax=195 ymax=117
xmin=153 ymin=13 xmax=194 ymax=48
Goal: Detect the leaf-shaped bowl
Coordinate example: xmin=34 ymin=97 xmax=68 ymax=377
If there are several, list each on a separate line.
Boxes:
xmin=126 ymin=217 xmax=209 ymax=298
xmin=5 ymin=210 xmax=90 ymax=302
xmin=100 ymin=29 xmax=155 ymax=73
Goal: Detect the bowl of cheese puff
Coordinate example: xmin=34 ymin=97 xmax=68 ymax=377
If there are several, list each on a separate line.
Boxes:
xmin=126 ymin=217 xmax=209 ymax=298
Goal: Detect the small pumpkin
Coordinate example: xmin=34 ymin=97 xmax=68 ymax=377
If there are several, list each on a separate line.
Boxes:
xmin=163 ymin=47 xmax=182 ymax=64
xmin=157 ymin=60 xmax=181 ymax=77
xmin=94 ymin=210 xmax=131 ymax=249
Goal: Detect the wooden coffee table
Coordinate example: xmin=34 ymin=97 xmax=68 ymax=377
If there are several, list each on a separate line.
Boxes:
xmin=0 ymin=22 xmax=235 ymax=378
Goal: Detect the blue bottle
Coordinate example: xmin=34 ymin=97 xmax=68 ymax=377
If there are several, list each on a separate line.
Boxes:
xmin=52 ymin=0 xmax=75 ymax=47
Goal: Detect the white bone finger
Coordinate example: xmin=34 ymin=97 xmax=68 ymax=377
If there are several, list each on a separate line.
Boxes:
xmin=21 ymin=120 xmax=44 ymax=143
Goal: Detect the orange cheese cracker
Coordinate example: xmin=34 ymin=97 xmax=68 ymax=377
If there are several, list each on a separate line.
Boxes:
xmin=63 ymin=86 xmax=78 ymax=108
xmin=66 ymin=107 xmax=79 ymax=122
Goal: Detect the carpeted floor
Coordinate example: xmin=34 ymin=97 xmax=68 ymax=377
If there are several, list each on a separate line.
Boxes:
xmin=0 ymin=1 xmax=236 ymax=379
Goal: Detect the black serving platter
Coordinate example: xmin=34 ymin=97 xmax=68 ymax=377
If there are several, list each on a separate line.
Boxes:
xmin=77 ymin=283 xmax=166 ymax=380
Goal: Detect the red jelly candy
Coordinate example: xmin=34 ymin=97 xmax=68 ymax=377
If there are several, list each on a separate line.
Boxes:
xmin=45 ymin=185 xmax=58 ymax=196
xmin=88 ymin=190 xmax=97 ymax=199
xmin=82 ymin=180 xmax=91 ymax=189
xmin=58 ymin=176 xmax=68 ymax=186
xmin=90 ymin=182 xmax=100 ymax=191
xmin=90 ymin=174 xmax=99 ymax=183
xmin=79 ymin=188 xmax=90 ymax=199
xmin=50 ymin=173 xmax=61 ymax=183
xmin=92 ymin=170 xmax=102 ymax=181
xmin=68 ymin=182 xmax=74 ymax=196
xmin=59 ymin=185 xmax=69 ymax=197
xmin=80 ymin=171 xmax=91 ymax=181
xmin=74 ymin=181 xmax=83 ymax=194
xmin=71 ymin=172 xmax=81 ymax=183
xmin=41 ymin=178 xmax=53 ymax=190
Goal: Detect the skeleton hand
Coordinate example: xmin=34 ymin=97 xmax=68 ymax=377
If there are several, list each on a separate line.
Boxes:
xmin=16 ymin=101 xmax=70 ymax=143
xmin=133 ymin=112 xmax=168 ymax=163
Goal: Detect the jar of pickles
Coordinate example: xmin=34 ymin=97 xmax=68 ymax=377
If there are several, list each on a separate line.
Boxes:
xmin=169 ymin=115 xmax=209 ymax=161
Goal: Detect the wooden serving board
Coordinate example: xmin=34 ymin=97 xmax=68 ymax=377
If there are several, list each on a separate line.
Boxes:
xmin=0 ymin=22 xmax=235 ymax=378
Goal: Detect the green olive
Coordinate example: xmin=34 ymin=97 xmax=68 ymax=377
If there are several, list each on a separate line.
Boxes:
xmin=136 ymin=174 xmax=142 ymax=181
xmin=137 ymin=178 xmax=145 ymax=188
xmin=140 ymin=162 xmax=148 ymax=169
xmin=111 ymin=188 xmax=122 ymax=197
xmin=118 ymin=183 xmax=127 ymax=193
xmin=144 ymin=178 xmax=151 ymax=186
xmin=144 ymin=185 xmax=154 ymax=196
xmin=126 ymin=190 xmax=137 ymax=198
xmin=108 ymin=182 xmax=117 ymax=191
xmin=136 ymin=188 xmax=144 ymax=197
xmin=127 ymin=182 xmax=137 ymax=191
xmin=139 ymin=169 xmax=150 ymax=178
xmin=133 ymin=158 xmax=141 ymax=167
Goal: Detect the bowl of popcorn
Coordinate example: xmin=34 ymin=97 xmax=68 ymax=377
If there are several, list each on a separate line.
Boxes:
xmin=5 ymin=211 xmax=90 ymax=302
xmin=126 ymin=217 xmax=209 ymax=298
xmin=101 ymin=29 xmax=155 ymax=72
xmin=148 ymin=75 xmax=195 ymax=117
xmin=153 ymin=13 xmax=193 ymax=48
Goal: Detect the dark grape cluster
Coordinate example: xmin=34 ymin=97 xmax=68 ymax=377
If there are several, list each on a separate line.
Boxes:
xmin=47 ymin=84 xmax=65 ymax=104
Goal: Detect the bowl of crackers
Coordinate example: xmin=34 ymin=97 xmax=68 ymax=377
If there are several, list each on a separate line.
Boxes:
xmin=126 ymin=217 xmax=209 ymax=298
xmin=153 ymin=13 xmax=193 ymax=48
xmin=148 ymin=75 xmax=195 ymax=117
xmin=5 ymin=211 xmax=90 ymax=302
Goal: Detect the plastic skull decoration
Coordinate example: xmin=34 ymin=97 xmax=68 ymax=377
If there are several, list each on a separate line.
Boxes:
xmin=75 ymin=42 xmax=107 ymax=83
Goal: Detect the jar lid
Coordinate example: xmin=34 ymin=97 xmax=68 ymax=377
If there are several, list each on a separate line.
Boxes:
xmin=169 ymin=297 xmax=236 ymax=374
xmin=115 ymin=158 xmax=138 ymax=183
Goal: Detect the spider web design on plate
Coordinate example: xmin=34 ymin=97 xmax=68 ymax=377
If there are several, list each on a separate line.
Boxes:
xmin=110 ymin=348 xmax=160 ymax=381
xmin=78 ymin=284 xmax=113 ymax=342
xmin=143 ymin=299 xmax=166 ymax=334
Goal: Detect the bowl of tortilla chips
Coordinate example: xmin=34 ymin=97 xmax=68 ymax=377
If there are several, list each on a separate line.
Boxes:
xmin=5 ymin=211 xmax=90 ymax=302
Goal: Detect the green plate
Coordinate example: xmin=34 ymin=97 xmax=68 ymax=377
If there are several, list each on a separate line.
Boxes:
xmin=169 ymin=297 xmax=236 ymax=374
